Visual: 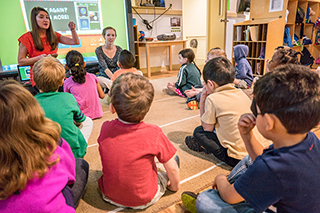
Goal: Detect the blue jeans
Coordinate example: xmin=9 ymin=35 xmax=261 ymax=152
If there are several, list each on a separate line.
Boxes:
xmin=228 ymin=155 xmax=253 ymax=184
xmin=196 ymin=155 xmax=254 ymax=213
xmin=196 ymin=189 xmax=255 ymax=213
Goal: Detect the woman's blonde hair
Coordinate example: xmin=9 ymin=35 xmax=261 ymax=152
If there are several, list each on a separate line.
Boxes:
xmin=0 ymin=80 xmax=61 ymax=200
xmin=30 ymin=7 xmax=58 ymax=51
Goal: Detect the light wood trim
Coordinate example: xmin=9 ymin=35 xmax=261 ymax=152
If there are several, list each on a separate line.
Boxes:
xmin=227 ymin=11 xmax=245 ymax=18
xmin=265 ymin=17 xmax=286 ymax=65
xmin=132 ymin=6 xmax=182 ymax=15
xmin=234 ymin=18 xmax=278 ymax=25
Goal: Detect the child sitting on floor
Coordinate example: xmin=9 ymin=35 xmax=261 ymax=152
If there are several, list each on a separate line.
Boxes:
xmin=185 ymin=57 xmax=267 ymax=167
xmin=165 ymin=48 xmax=201 ymax=97
xmin=233 ymin=44 xmax=253 ymax=89
xmin=98 ymin=73 xmax=180 ymax=209
xmin=0 ymin=80 xmax=88 ymax=212
xmin=111 ymin=49 xmax=142 ymax=82
xmin=33 ymin=56 xmax=93 ymax=159
xmin=64 ymin=50 xmax=105 ymax=120
xmin=182 ymin=64 xmax=320 ymax=213
xmin=185 ymin=47 xmax=227 ymax=110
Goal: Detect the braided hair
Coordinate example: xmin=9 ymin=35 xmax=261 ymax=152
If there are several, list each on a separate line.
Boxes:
xmin=269 ymin=48 xmax=300 ymax=70
xmin=66 ymin=50 xmax=86 ymax=84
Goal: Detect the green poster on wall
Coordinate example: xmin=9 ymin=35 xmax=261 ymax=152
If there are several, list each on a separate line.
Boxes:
xmin=228 ymin=0 xmax=230 ymax=10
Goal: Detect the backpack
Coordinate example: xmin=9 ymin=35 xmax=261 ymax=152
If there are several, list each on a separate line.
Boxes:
xmin=300 ymin=47 xmax=315 ymax=67
xmin=296 ymin=7 xmax=305 ymax=23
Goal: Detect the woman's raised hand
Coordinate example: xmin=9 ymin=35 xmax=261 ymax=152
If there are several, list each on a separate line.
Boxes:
xmin=68 ymin=22 xmax=76 ymax=31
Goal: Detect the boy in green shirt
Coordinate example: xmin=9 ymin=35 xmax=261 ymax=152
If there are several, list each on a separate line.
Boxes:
xmin=33 ymin=56 xmax=92 ymax=158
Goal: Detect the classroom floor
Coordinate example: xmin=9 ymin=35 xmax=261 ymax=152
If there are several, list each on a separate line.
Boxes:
xmin=76 ymin=70 xmax=320 ymax=213
xmin=75 ymin=70 xmax=230 ymax=213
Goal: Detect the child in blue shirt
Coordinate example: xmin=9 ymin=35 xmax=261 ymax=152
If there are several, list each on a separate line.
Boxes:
xmin=182 ymin=64 xmax=320 ymax=213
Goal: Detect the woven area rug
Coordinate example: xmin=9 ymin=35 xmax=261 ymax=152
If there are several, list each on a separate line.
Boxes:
xmin=76 ymin=77 xmax=232 ymax=213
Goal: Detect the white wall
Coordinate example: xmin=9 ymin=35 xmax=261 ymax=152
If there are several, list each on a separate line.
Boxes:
xmin=133 ymin=0 xmax=183 ymax=69
xmin=132 ymin=0 xmax=246 ymax=69
xmin=182 ymin=0 xmax=207 ymax=66
xmin=225 ymin=0 xmax=246 ymax=60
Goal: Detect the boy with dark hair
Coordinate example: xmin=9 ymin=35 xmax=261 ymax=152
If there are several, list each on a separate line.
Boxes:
xmin=182 ymin=64 xmax=320 ymax=212
xmin=185 ymin=57 xmax=266 ymax=167
xmin=33 ymin=56 xmax=93 ymax=159
xmin=111 ymin=49 xmax=142 ymax=82
xmin=98 ymin=73 xmax=180 ymax=209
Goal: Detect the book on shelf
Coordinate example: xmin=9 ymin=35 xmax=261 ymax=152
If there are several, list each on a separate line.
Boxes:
xmin=249 ymin=26 xmax=259 ymax=41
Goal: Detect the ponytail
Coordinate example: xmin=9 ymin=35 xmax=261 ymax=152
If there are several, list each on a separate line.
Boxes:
xmin=65 ymin=50 xmax=86 ymax=84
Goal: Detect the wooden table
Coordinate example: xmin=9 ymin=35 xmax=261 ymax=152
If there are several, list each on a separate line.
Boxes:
xmin=139 ymin=40 xmax=187 ymax=78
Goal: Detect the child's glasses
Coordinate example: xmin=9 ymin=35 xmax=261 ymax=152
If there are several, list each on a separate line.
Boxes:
xmin=250 ymin=98 xmax=310 ymax=118
xmin=250 ymin=98 xmax=262 ymax=117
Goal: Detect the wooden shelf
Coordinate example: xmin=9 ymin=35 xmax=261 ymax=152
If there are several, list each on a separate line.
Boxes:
xmin=232 ymin=18 xmax=285 ymax=75
xmin=233 ymin=41 xmax=267 ymax=43
xmin=132 ymin=6 xmax=182 ymax=15
xmin=288 ymin=0 xmax=320 ymax=68
xmin=133 ymin=25 xmax=140 ymax=69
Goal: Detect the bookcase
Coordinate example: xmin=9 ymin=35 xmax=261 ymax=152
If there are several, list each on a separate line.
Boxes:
xmin=233 ymin=18 xmax=286 ymax=75
xmin=286 ymin=0 xmax=320 ymax=68
xmin=133 ymin=25 xmax=140 ymax=69
xmin=233 ymin=0 xmax=320 ymax=75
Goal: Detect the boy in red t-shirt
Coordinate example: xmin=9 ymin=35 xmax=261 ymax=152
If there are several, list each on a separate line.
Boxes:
xmin=98 ymin=73 xmax=180 ymax=209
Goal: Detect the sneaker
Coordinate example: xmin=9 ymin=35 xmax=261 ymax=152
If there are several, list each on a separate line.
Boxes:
xmin=175 ymin=155 xmax=180 ymax=168
xmin=181 ymin=191 xmax=198 ymax=213
xmin=185 ymin=136 xmax=208 ymax=153
xmin=187 ymin=100 xmax=199 ymax=110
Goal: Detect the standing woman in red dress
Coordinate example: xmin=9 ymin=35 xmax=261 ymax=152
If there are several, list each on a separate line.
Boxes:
xmin=18 ymin=7 xmax=79 ymax=88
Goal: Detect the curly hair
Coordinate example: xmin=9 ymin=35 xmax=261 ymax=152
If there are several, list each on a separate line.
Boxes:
xmin=66 ymin=50 xmax=86 ymax=84
xmin=0 ymin=80 xmax=61 ymax=199
xmin=269 ymin=48 xmax=300 ymax=70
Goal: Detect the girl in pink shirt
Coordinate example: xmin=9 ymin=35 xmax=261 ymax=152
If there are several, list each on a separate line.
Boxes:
xmin=64 ymin=50 xmax=105 ymax=119
xmin=0 ymin=81 xmax=80 ymax=212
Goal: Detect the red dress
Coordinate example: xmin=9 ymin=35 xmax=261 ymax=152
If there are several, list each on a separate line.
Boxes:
xmin=18 ymin=32 xmax=61 ymax=86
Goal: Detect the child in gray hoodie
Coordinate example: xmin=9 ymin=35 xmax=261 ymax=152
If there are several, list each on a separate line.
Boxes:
xmin=233 ymin=44 xmax=253 ymax=88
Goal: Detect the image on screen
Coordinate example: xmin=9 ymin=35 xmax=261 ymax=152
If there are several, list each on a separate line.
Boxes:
xmin=20 ymin=0 xmax=103 ymax=35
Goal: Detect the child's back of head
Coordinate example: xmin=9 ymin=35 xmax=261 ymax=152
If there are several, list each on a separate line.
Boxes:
xmin=203 ymin=57 xmax=235 ymax=86
xmin=0 ymin=80 xmax=60 ymax=200
xmin=118 ymin=50 xmax=135 ymax=69
xmin=179 ymin=48 xmax=195 ymax=63
xmin=269 ymin=48 xmax=300 ymax=70
xmin=66 ymin=50 xmax=87 ymax=84
xmin=254 ymin=64 xmax=320 ymax=134
xmin=110 ymin=73 xmax=154 ymax=123
xmin=207 ymin=47 xmax=227 ymax=60
xmin=33 ymin=56 xmax=65 ymax=92
xmin=233 ymin=44 xmax=249 ymax=61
